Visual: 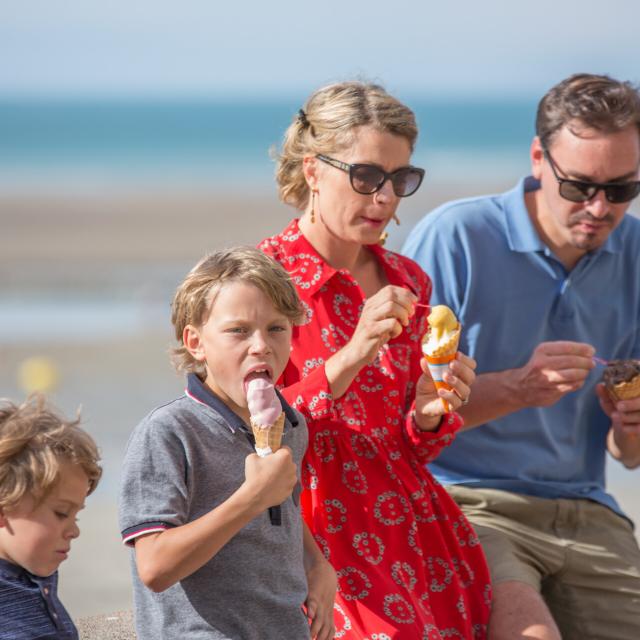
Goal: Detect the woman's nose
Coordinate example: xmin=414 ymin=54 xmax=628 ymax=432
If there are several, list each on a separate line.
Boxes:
xmin=374 ymin=178 xmax=395 ymax=203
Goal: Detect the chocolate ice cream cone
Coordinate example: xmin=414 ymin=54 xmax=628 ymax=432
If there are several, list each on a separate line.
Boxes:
xmin=603 ymin=360 xmax=640 ymax=402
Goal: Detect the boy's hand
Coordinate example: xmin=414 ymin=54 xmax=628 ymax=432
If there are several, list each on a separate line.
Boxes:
xmin=244 ymin=447 xmax=297 ymax=510
xmin=305 ymin=555 xmax=337 ymax=640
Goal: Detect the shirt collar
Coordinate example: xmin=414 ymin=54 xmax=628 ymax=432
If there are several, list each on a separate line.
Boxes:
xmin=277 ymin=218 xmax=419 ymax=296
xmin=0 ymin=558 xmax=24 ymax=580
xmin=503 ymin=176 xmax=546 ymax=253
xmin=0 ymin=558 xmax=56 ymax=586
xmin=505 ymin=176 xmax=623 ymax=256
xmin=185 ymin=373 xmax=298 ymax=433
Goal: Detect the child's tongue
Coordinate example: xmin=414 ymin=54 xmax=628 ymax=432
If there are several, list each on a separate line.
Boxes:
xmin=246 ymin=378 xmax=281 ymax=426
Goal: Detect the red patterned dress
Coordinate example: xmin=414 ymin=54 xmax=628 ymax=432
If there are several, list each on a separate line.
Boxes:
xmin=260 ymin=219 xmax=491 ymax=639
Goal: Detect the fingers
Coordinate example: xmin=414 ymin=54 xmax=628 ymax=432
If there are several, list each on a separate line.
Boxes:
xmin=307 ymin=601 xmax=334 ymax=640
xmin=538 ymin=341 xmax=595 ymax=357
xmin=439 ymin=353 xmax=476 ymax=406
xmin=611 ymin=396 xmax=640 ymax=432
xmin=311 ymin=617 xmax=335 ymax=640
xmin=365 ymin=288 xmax=416 ymax=328
xmin=368 ymin=285 xmax=416 ymax=315
xmin=535 ymin=342 xmax=595 ymax=370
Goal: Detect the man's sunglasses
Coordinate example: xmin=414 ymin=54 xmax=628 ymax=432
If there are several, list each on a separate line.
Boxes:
xmin=316 ymin=154 xmax=425 ymax=198
xmin=544 ymin=149 xmax=640 ymax=204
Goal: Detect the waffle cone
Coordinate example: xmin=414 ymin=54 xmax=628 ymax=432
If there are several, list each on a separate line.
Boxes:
xmin=423 ymin=326 xmax=461 ymax=412
xmin=607 ymin=374 xmax=640 ymax=402
xmin=250 ymin=412 xmax=285 ymax=457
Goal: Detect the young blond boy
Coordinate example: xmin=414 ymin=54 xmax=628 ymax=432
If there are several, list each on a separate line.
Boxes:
xmin=0 ymin=394 xmax=102 ymax=640
xmin=119 ymin=247 xmax=336 ymax=640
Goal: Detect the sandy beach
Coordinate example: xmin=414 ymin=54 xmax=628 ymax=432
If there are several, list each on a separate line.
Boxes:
xmin=2 ymin=183 xmax=639 ymax=622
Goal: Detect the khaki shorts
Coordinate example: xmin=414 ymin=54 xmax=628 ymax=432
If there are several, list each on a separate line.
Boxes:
xmin=447 ymin=485 xmax=640 ymax=640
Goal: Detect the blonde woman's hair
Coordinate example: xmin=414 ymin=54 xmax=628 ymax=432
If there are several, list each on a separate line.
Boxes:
xmin=0 ymin=394 xmax=102 ymax=510
xmin=276 ymin=81 xmax=419 ymax=210
xmin=171 ymin=246 xmax=303 ymax=375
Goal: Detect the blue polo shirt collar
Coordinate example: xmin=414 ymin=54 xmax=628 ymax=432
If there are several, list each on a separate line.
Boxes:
xmin=186 ymin=373 xmax=298 ymax=433
xmin=504 ymin=177 xmax=546 ymax=253
xmin=504 ymin=176 xmax=623 ymax=256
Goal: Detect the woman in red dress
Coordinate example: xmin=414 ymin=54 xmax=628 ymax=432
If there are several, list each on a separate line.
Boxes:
xmin=260 ymin=82 xmax=491 ymax=639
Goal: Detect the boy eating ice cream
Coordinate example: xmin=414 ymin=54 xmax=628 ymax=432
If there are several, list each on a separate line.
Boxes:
xmin=119 ymin=247 xmax=336 ymax=640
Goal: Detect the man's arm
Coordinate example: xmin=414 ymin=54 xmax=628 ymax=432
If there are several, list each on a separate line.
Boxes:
xmin=134 ymin=449 xmax=297 ymax=592
xmin=597 ymin=385 xmax=640 ymax=469
xmin=458 ymin=341 xmax=595 ymax=429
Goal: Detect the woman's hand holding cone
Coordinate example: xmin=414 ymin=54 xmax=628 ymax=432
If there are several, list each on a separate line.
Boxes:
xmin=413 ymin=352 xmax=477 ymax=430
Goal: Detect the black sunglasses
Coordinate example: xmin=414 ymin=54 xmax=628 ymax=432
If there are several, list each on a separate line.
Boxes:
xmin=544 ymin=149 xmax=640 ymax=204
xmin=316 ymin=154 xmax=425 ymax=197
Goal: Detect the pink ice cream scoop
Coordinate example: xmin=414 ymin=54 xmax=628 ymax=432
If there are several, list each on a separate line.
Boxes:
xmin=246 ymin=378 xmax=281 ymax=427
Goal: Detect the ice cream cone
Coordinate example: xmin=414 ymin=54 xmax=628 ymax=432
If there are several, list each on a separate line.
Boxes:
xmin=423 ymin=327 xmax=461 ymax=412
xmin=250 ymin=412 xmax=285 ymax=457
xmin=610 ymin=376 xmax=640 ymax=401
xmin=603 ymin=360 xmax=640 ymax=402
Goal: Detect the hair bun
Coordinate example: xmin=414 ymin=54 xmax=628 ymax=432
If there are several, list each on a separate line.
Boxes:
xmin=297 ymin=109 xmax=309 ymax=128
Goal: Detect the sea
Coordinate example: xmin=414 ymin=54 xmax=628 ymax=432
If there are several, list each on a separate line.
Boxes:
xmin=0 ymin=97 xmax=539 ymax=345
xmin=0 ymin=97 xmax=536 ymax=189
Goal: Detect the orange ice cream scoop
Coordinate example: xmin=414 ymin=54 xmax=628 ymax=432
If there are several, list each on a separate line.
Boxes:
xmin=422 ymin=305 xmax=460 ymax=357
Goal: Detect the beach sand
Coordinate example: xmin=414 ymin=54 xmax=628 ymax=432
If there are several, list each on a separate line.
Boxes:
xmin=2 ymin=184 xmax=639 ymax=623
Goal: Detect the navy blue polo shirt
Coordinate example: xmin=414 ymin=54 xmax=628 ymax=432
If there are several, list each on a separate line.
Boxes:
xmin=0 ymin=558 xmax=78 ymax=640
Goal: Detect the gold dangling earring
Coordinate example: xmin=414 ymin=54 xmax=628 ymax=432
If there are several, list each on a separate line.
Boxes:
xmin=310 ymin=190 xmax=316 ymax=224
xmin=379 ymin=212 xmax=399 ymax=244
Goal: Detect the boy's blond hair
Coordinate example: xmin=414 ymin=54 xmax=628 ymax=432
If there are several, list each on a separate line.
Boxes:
xmin=0 ymin=394 xmax=102 ymax=510
xmin=171 ymin=246 xmax=303 ymax=375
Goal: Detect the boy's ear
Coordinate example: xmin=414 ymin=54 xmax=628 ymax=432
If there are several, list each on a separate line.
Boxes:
xmin=183 ymin=325 xmax=206 ymax=362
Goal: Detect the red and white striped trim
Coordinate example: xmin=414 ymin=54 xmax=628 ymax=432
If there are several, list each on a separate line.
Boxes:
xmin=122 ymin=525 xmax=168 ymax=546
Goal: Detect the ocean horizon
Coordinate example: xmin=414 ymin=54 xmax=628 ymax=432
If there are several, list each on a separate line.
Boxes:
xmin=0 ymin=97 xmax=536 ymax=188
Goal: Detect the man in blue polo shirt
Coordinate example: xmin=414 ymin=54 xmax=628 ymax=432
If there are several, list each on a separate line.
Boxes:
xmin=403 ymin=73 xmax=640 ymax=640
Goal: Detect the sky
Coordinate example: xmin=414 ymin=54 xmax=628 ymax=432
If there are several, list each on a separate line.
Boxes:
xmin=0 ymin=0 xmax=638 ymax=99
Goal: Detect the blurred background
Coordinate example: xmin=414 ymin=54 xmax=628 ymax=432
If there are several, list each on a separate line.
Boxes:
xmin=1 ymin=0 xmax=639 ymax=618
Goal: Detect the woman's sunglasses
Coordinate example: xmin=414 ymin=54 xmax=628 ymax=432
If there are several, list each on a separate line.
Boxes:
xmin=544 ymin=149 xmax=640 ymax=204
xmin=316 ymin=154 xmax=425 ymax=198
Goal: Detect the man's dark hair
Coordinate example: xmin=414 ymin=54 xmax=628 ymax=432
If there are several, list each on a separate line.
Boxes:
xmin=536 ymin=73 xmax=640 ymax=149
